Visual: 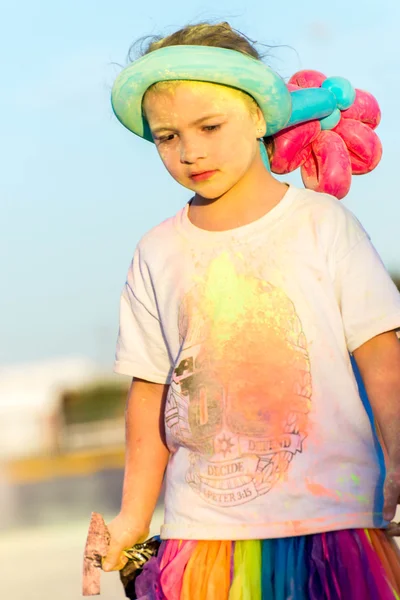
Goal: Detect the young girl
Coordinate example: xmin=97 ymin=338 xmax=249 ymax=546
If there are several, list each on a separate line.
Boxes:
xmin=102 ymin=22 xmax=400 ymax=599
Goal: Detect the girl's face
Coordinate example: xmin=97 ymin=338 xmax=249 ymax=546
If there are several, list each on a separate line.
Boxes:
xmin=143 ymin=81 xmax=266 ymax=199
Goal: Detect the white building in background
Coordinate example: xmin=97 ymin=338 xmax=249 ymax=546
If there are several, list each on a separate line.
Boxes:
xmin=0 ymin=356 xmax=108 ymax=460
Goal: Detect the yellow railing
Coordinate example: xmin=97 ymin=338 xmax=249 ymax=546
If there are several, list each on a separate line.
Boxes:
xmin=4 ymin=445 xmax=126 ymax=484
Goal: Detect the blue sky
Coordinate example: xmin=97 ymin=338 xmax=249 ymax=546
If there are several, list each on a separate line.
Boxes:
xmin=1 ymin=0 xmax=399 ymax=367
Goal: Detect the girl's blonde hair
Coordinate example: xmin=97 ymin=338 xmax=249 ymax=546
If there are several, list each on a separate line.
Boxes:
xmin=134 ymin=22 xmax=275 ymax=159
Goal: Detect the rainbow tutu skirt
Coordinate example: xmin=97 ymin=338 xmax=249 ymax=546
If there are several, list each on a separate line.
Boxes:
xmin=133 ymin=528 xmax=400 ymax=599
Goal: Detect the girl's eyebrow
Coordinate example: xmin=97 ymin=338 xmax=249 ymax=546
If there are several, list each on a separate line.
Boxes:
xmin=152 ymin=113 xmax=225 ymax=135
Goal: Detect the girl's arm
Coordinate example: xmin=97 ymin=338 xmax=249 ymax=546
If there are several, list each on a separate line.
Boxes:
xmin=353 ymin=330 xmax=400 ymax=531
xmin=102 ymin=377 xmax=170 ymax=571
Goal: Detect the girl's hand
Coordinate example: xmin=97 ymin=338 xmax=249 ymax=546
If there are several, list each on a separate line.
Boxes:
xmin=383 ymin=465 xmax=400 ymax=536
xmin=102 ymin=514 xmax=149 ymax=572
xmin=386 ymin=521 xmax=400 ymax=537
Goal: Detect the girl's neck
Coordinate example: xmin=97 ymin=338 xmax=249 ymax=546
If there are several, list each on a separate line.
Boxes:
xmin=188 ymin=162 xmax=288 ymax=233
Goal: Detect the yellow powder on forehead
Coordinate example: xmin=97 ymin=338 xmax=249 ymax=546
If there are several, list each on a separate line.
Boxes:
xmin=143 ymin=79 xmax=259 ymax=116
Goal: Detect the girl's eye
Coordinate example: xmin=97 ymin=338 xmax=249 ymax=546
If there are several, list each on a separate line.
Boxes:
xmin=155 ymin=125 xmax=221 ymax=143
xmin=155 ymin=134 xmax=175 ymax=144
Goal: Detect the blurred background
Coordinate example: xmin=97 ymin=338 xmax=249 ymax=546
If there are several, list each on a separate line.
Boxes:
xmin=1 ymin=0 xmax=399 ymax=598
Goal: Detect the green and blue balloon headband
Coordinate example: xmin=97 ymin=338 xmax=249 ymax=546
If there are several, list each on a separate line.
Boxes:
xmin=111 ymin=45 xmax=382 ymax=199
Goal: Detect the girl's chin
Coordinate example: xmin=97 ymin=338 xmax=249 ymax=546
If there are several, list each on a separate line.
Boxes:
xmin=181 ymin=181 xmax=230 ymax=199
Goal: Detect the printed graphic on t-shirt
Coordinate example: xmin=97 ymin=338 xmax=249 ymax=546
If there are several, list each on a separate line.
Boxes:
xmin=165 ymin=252 xmax=312 ymax=507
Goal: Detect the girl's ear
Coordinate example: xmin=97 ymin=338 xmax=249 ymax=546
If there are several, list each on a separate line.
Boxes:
xmin=254 ymin=106 xmax=267 ymax=137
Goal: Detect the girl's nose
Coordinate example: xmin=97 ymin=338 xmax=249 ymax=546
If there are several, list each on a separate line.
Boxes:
xmin=180 ymin=137 xmax=207 ymax=164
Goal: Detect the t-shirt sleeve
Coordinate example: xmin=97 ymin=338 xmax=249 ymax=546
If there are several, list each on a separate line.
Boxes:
xmin=332 ymin=212 xmax=400 ymax=353
xmin=114 ymin=247 xmax=172 ymax=383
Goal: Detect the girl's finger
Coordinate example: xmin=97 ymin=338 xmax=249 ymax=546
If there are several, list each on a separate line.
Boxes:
xmin=383 ymin=481 xmax=400 ymax=521
xmin=386 ymin=522 xmax=400 ymax=537
xmin=102 ymin=549 xmax=129 ymax=572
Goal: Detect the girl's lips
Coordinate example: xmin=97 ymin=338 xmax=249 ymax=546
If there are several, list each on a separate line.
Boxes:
xmin=190 ymin=170 xmax=217 ymax=182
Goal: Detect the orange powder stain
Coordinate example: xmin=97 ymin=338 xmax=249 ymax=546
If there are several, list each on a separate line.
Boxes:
xmin=176 ymin=252 xmax=313 ymax=496
xmin=305 ymin=478 xmax=341 ymax=501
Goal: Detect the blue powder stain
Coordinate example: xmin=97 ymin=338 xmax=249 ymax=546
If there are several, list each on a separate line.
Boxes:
xmin=350 ymin=354 xmax=386 ymax=527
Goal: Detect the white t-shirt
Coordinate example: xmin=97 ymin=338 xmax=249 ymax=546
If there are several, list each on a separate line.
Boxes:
xmin=114 ymin=185 xmax=400 ymax=540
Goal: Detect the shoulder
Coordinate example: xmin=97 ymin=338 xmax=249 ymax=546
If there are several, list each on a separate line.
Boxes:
xmin=292 ymin=187 xmax=359 ymax=222
xmin=130 ymin=206 xmax=186 ymax=268
xmin=290 ymin=187 xmax=368 ymax=247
